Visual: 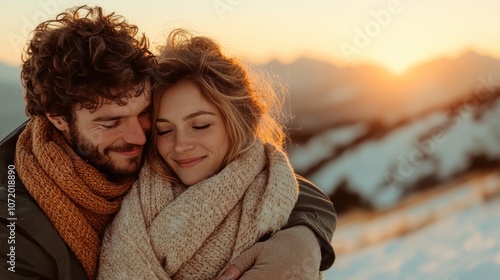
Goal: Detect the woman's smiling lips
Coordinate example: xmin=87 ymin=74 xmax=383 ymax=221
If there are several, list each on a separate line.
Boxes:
xmin=174 ymin=156 xmax=206 ymax=168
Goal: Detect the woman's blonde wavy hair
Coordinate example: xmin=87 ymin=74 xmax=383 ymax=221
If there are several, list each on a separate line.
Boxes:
xmin=148 ymin=29 xmax=288 ymax=183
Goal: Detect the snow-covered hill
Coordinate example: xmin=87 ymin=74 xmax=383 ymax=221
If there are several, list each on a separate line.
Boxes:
xmin=323 ymin=171 xmax=500 ymax=280
xmin=289 ymin=90 xmax=500 ymax=211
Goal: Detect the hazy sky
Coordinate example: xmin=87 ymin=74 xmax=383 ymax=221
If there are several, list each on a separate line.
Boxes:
xmin=1 ymin=0 xmax=499 ymax=73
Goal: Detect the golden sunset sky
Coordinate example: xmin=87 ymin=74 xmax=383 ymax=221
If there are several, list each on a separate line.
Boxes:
xmin=1 ymin=0 xmax=499 ymax=73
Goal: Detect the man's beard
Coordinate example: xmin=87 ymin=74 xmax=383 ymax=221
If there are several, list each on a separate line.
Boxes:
xmin=68 ymin=123 xmax=144 ymax=181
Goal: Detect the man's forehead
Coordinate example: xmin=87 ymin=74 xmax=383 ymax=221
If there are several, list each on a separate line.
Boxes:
xmin=74 ymin=94 xmax=151 ymax=120
xmin=75 ymin=82 xmax=151 ymax=110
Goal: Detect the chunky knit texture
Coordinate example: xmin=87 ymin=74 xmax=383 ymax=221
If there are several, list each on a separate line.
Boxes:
xmin=98 ymin=142 xmax=299 ymax=279
xmin=15 ymin=116 xmax=134 ymax=279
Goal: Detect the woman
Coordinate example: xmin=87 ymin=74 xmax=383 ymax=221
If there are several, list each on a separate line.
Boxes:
xmin=98 ymin=29 xmax=323 ymax=279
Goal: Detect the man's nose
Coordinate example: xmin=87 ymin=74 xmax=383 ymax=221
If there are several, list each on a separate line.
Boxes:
xmin=123 ymin=118 xmax=147 ymax=145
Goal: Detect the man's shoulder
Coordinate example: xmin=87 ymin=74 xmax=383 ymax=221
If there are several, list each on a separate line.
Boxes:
xmin=0 ymin=174 xmax=59 ymax=248
xmin=0 ymin=181 xmax=88 ymax=279
xmin=296 ymin=174 xmax=332 ymax=203
xmin=0 ymin=121 xmax=88 ymax=279
xmin=0 ymin=121 xmax=70 ymax=261
xmin=1 ymin=121 xmax=70 ymax=251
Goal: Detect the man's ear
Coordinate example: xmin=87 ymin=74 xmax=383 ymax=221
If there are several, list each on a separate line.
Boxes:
xmin=45 ymin=113 xmax=70 ymax=132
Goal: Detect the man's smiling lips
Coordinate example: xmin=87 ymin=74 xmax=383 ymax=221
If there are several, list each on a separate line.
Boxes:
xmin=114 ymin=146 xmax=143 ymax=156
xmin=174 ymin=156 xmax=206 ymax=168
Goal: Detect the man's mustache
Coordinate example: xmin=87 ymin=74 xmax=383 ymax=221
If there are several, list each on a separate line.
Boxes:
xmin=105 ymin=143 xmax=143 ymax=154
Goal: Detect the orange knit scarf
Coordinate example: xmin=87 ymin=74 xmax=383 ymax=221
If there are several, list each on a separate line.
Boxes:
xmin=15 ymin=117 xmax=134 ymax=279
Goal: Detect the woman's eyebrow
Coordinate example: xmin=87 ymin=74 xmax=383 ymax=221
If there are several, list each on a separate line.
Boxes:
xmin=183 ymin=111 xmax=216 ymax=121
xmin=156 ymin=110 xmax=216 ymax=123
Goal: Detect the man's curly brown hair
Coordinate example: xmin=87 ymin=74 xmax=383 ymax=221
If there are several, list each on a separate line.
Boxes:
xmin=21 ymin=5 xmax=156 ymax=122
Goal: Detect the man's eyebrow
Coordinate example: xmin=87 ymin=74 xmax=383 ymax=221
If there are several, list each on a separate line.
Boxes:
xmin=156 ymin=111 xmax=216 ymax=123
xmin=92 ymin=115 xmax=127 ymax=122
xmin=93 ymin=104 xmax=150 ymax=122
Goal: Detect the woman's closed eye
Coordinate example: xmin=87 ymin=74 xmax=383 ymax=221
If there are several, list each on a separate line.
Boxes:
xmin=157 ymin=129 xmax=173 ymax=136
xmin=157 ymin=123 xmax=211 ymax=136
xmin=193 ymin=124 xmax=211 ymax=130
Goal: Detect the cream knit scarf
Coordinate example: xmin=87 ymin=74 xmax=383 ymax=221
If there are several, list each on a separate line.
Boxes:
xmin=98 ymin=142 xmax=299 ymax=279
xmin=15 ymin=116 xmax=134 ymax=279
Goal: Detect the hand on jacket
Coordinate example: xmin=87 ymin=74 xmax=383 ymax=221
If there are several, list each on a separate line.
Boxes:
xmin=216 ymin=225 xmax=321 ymax=280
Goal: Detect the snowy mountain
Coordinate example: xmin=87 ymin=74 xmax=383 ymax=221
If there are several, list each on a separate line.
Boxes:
xmin=289 ymin=88 xmax=500 ymax=213
xmin=323 ymin=171 xmax=500 ymax=280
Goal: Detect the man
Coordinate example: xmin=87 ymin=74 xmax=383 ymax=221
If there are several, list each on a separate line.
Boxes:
xmin=0 ymin=5 xmax=335 ymax=280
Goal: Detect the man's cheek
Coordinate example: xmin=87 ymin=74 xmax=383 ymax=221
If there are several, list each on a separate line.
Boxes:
xmin=90 ymin=131 xmax=107 ymax=145
xmin=92 ymin=136 xmax=111 ymax=156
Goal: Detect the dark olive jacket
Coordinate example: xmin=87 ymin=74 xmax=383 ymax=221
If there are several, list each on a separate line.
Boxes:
xmin=0 ymin=123 xmax=336 ymax=279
